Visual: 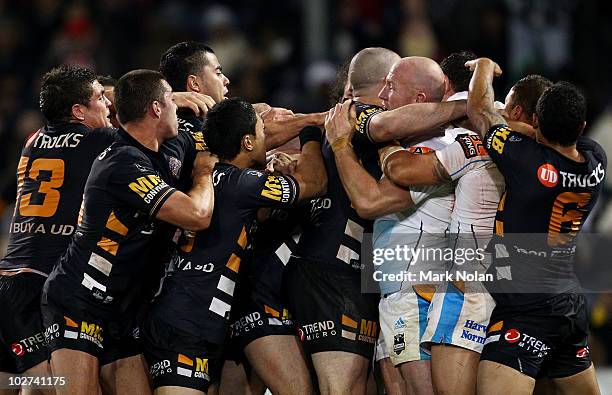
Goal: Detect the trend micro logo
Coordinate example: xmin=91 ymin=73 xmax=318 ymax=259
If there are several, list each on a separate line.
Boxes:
xmin=177 ymin=354 xmax=210 ymax=380
xmin=504 ymin=328 xmax=521 ymax=344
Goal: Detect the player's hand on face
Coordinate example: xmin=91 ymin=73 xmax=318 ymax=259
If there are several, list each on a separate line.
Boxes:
xmin=173 ymin=92 xmax=216 ymax=116
xmin=266 ymin=152 xmax=298 ymax=175
xmin=324 ymin=100 xmax=354 ymax=142
xmin=192 ymin=150 xmax=218 ymax=176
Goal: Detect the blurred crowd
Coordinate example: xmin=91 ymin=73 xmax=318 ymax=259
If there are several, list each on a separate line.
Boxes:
xmin=1 ymin=0 xmax=612 ymax=364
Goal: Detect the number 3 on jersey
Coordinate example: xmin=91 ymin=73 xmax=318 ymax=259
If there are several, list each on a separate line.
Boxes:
xmin=16 ymin=156 xmax=65 ymax=217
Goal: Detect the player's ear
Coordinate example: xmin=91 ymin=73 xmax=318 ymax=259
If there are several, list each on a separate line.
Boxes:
xmin=71 ymin=103 xmax=86 ymax=121
xmin=152 ymin=100 xmax=162 ymax=118
xmin=532 ymin=113 xmax=539 ymax=129
xmin=243 ymin=134 xmax=254 ymax=152
xmin=187 ymin=75 xmax=200 ymax=93
xmin=415 ymin=92 xmax=427 ymax=103
xmin=510 ymin=105 xmax=523 ymax=121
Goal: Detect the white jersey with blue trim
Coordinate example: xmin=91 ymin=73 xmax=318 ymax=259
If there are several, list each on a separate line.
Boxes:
xmin=374 ymin=133 xmax=456 ymax=295
xmin=435 ymin=128 xmax=505 ymax=239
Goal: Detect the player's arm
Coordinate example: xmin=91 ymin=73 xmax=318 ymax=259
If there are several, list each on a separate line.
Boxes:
xmin=379 ymin=145 xmax=451 ymax=188
xmin=263 ymin=112 xmax=327 ymax=150
xmin=156 ymin=151 xmax=217 ymax=231
xmin=363 ymin=101 xmax=467 ymax=143
xmin=465 ymin=58 xmax=506 ymax=137
xmin=326 ymin=101 xmax=414 ymax=220
xmin=172 ymin=92 xmax=216 ymax=116
xmin=506 ymin=120 xmax=537 ymax=139
xmin=288 ymin=127 xmax=328 ymax=201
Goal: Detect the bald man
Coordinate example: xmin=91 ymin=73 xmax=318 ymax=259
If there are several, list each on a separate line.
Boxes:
xmin=325 ymin=55 xmax=468 ymax=395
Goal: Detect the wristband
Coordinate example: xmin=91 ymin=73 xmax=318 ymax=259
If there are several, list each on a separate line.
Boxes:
xmin=299 ymin=126 xmax=323 ymax=149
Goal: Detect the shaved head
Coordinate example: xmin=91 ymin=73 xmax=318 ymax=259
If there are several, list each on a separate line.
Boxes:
xmin=378 ymin=56 xmax=446 ymax=110
xmin=348 ymin=47 xmax=401 ymax=96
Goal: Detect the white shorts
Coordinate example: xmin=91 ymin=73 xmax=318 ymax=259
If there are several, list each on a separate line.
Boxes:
xmin=374 ymin=333 xmax=389 ymax=362
xmin=378 ymin=287 xmax=433 ymax=366
xmin=421 ymin=281 xmax=495 ymax=353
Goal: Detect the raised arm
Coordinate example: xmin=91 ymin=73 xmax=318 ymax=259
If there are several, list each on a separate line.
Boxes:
xmin=465 ymin=58 xmax=506 ymax=137
xmin=368 ymin=100 xmax=467 ymax=143
xmin=156 ymin=151 xmax=217 ymax=231
xmin=325 ymin=101 xmax=413 ymax=220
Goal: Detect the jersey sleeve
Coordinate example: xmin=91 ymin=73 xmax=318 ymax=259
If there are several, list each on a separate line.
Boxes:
xmin=109 ymin=151 xmax=177 ymax=217
xmin=354 ymin=101 xmax=385 ymax=143
xmin=235 ymin=169 xmax=301 ymax=209
xmin=483 ymin=124 xmax=540 ymax=175
xmin=435 ymin=133 xmax=491 ymax=180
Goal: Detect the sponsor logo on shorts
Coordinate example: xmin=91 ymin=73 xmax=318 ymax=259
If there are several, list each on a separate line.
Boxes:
xmin=62 ymin=316 xmax=103 ymax=349
xmin=460 ymin=320 xmax=487 ymax=344
xmin=504 ymin=329 xmax=550 ymax=357
xmin=149 ymin=359 xmax=172 ymax=379
xmin=340 ymin=315 xmax=377 ymax=344
xmin=300 ymin=320 xmax=337 ymax=341
xmin=230 ymin=312 xmax=264 ymax=337
xmin=176 ymin=354 xmax=210 ymax=381
xmin=11 ymin=343 xmax=24 ymax=357
xmin=11 ymin=325 xmax=56 ymax=357
xmin=576 ymin=347 xmax=590 ymax=358
xmin=504 ymin=329 xmax=521 ymax=343
xmin=393 ymin=333 xmax=405 ymax=355
xmin=394 ymin=317 xmax=407 ymax=330
xmin=537 ymin=164 xmax=559 ymax=188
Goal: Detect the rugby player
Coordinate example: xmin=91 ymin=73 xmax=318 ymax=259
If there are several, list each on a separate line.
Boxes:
xmin=325 ymin=55 xmax=462 ymax=395
xmin=377 ymin=53 xmax=552 ymax=395
xmin=466 ymin=57 xmax=605 ymax=395
xmin=40 ymin=70 xmax=217 ymax=395
xmin=141 ymin=98 xmax=327 ymax=395
xmin=0 ymin=66 xmax=116 ymax=395
xmin=284 ymin=48 xmax=466 ymax=395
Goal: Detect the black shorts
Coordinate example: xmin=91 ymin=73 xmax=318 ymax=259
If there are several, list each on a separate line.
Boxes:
xmin=0 ymin=272 xmax=48 ymax=373
xmin=481 ymin=292 xmax=592 ymax=379
xmin=142 ymin=316 xmax=223 ymax=392
xmin=40 ymin=296 xmax=141 ymax=366
xmin=230 ymin=287 xmax=295 ymax=352
xmin=283 ymin=257 xmax=379 ymax=359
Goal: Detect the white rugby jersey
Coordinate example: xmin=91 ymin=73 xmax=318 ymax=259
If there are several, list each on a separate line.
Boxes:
xmin=374 ymin=134 xmax=456 ymax=295
xmin=435 ymin=128 xmax=505 ymax=238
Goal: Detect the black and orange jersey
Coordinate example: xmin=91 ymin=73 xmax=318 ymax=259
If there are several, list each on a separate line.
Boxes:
xmin=293 ymin=101 xmax=381 ymax=270
xmin=240 ymin=206 xmax=307 ymax=317
xmin=161 ymin=110 xmax=206 ymax=190
xmin=147 ymin=164 xmax=300 ymax=344
xmin=484 ymin=124 xmax=606 ymax=305
xmin=44 ymin=128 xmax=177 ymax=319
xmin=0 ymin=123 xmax=117 ymax=274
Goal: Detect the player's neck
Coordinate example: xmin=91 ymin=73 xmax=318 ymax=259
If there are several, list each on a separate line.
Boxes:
xmin=537 ymin=134 xmax=584 ymax=163
xmin=224 ymin=153 xmax=252 ymax=169
xmin=122 ymin=122 xmax=161 ymax=152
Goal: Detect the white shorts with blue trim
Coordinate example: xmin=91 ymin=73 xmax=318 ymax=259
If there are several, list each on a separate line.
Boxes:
xmin=378 ymin=287 xmax=433 ymax=366
xmin=420 ymin=281 xmax=495 ymax=354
